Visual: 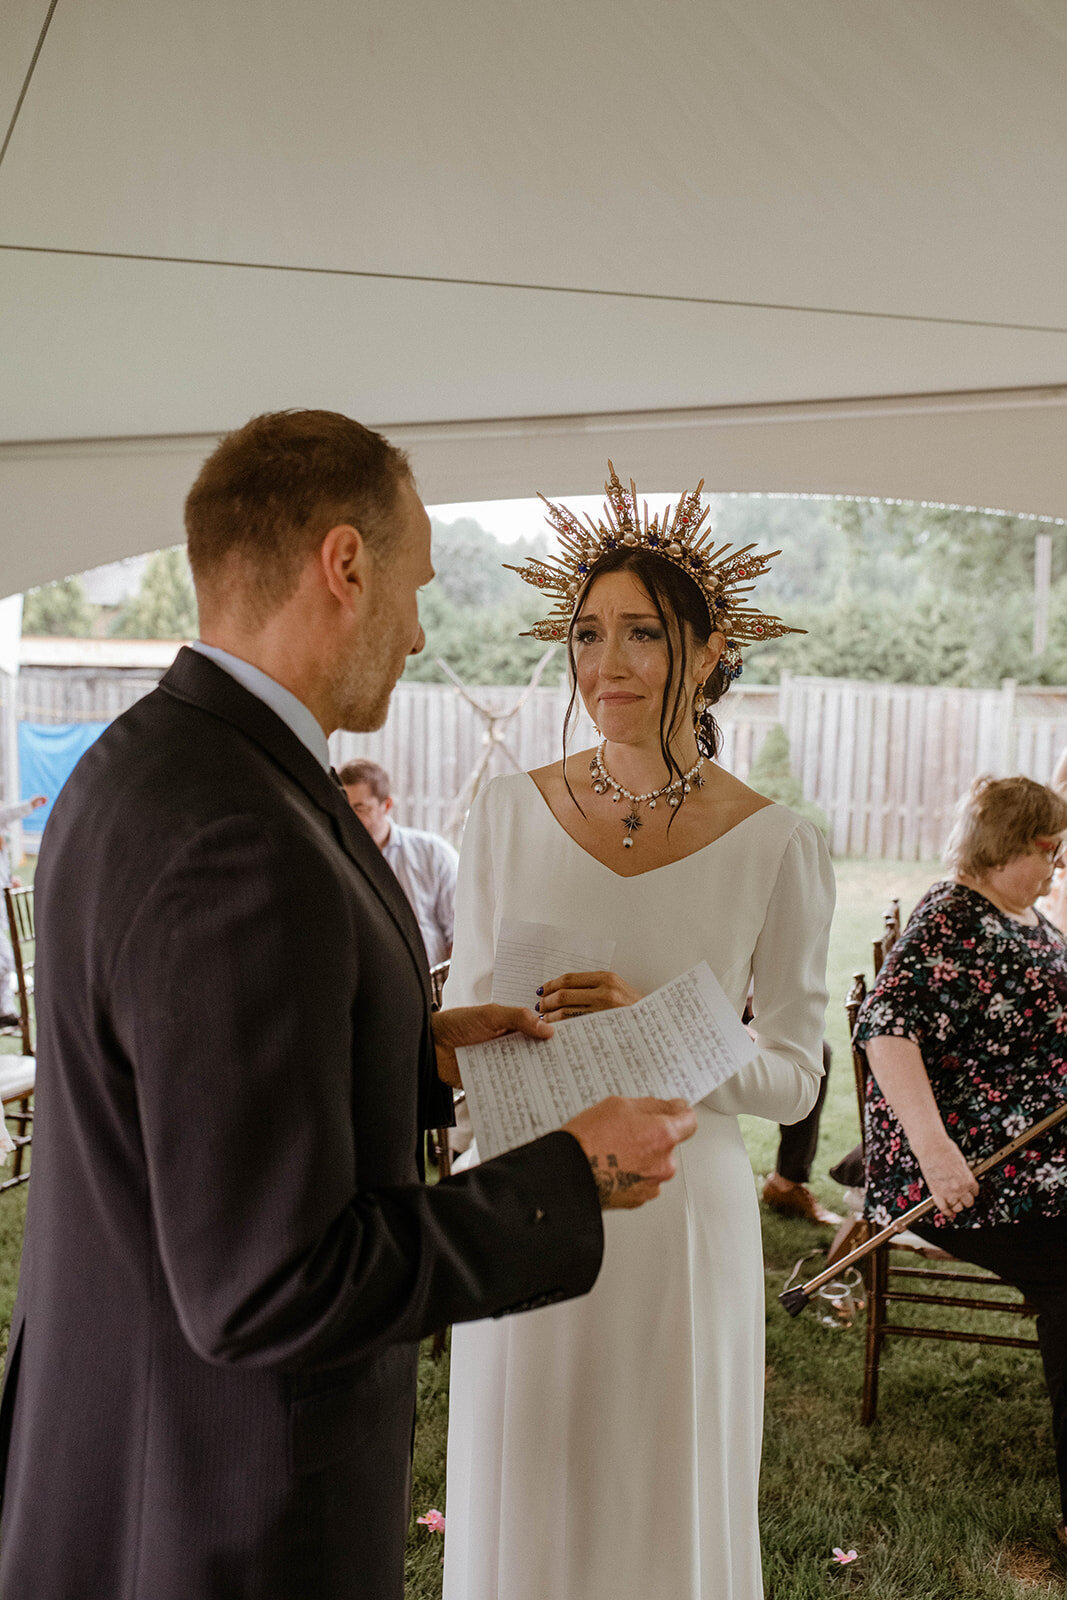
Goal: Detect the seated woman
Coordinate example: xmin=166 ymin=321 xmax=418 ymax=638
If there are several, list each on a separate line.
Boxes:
xmin=854 ymin=774 xmax=1067 ymax=1547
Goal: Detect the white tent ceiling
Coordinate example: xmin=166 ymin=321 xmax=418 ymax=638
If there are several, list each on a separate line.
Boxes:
xmin=1 ymin=0 xmax=1065 ymax=596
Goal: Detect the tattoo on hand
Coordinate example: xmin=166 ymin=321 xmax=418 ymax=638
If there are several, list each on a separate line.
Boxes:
xmin=589 ymin=1153 xmax=644 ymax=1203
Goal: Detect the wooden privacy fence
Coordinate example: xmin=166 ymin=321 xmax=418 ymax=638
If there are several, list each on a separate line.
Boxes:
xmin=334 ymin=675 xmax=1067 ymax=857
xmin=333 ymin=684 xmax=596 ymax=841
xmin=331 ymin=681 xmax=783 ymax=841
xmin=7 ymin=665 xmax=1067 ymax=859
xmin=783 ymin=676 xmax=1067 ymax=858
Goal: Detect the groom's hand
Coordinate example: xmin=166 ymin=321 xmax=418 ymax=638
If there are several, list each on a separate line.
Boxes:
xmin=563 ymin=1096 xmax=697 ymax=1209
xmin=431 ymin=1004 xmax=553 ymax=1088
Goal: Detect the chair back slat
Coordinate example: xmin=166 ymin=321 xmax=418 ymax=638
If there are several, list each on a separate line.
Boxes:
xmin=6 ymin=887 xmax=34 ymax=946
xmin=1 ymin=885 xmax=35 ymax=1186
xmin=3 ymin=885 xmax=34 ymax=1056
xmin=426 ymin=955 xmax=455 ymax=1359
xmin=885 ymin=898 xmax=902 ymax=945
xmin=846 ymin=970 xmax=869 ymax=1153
xmin=428 ymin=959 xmax=450 ymax=1011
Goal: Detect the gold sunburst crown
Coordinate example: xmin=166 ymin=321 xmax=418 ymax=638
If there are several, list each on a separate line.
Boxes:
xmin=504 ymin=462 xmax=803 ymax=674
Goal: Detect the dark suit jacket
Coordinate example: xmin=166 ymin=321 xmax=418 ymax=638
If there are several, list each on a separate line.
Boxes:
xmin=0 ymin=648 xmax=602 ymax=1600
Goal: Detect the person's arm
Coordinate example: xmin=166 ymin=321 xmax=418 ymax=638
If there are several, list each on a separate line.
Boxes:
xmin=110 ymin=813 xmax=606 ymax=1373
xmin=433 ymin=835 xmax=459 ymax=957
xmin=442 ymin=784 xmax=500 ymax=1012
xmin=863 ymin=1036 xmax=978 ymax=1216
xmin=431 ymin=997 xmax=695 ymax=1206
xmin=705 ymin=820 xmax=835 ymax=1123
xmin=0 ymin=795 xmax=46 ymax=830
xmin=441 ymin=786 xmax=696 ymax=1208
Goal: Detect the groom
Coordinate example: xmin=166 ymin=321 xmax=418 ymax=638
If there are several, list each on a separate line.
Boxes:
xmin=0 ymin=409 xmax=695 ymax=1600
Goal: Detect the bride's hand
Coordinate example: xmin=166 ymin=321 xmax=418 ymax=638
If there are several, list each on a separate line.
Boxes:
xmin=536 ymin=970 xmax=642 ymax=1024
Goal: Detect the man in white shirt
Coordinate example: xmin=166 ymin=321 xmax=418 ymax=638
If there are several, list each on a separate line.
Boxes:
xmin=340 ymin=759 xmax=458 ymax=968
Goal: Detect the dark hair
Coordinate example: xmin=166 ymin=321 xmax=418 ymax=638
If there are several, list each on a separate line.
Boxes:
xmin=185 ymin=409 xmax=411 ymax=621
xmin=561 ymin=549 xmax=730 ymax=816
xmin=337 ymin=759 xmax=391 ymax=799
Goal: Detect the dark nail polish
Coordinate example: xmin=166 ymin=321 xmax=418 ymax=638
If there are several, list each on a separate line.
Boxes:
xmin=536 ymin=986 xmax=544 ymax=995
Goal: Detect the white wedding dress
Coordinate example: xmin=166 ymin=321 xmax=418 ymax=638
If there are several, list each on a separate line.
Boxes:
xmin=442 ymin=772 xmax=834 ymax=1600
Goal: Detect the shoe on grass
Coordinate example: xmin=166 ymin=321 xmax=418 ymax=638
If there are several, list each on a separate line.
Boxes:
xmin=761 ymin=1176 xmax=842 ymax=1226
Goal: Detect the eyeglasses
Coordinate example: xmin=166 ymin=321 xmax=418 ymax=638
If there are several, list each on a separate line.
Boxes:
xmin=1033 ymin=837 xmax=1066 ymax=868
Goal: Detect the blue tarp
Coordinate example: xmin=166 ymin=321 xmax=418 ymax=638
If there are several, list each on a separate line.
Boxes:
xmin=16 ymin=722 xmax=109 ymax=833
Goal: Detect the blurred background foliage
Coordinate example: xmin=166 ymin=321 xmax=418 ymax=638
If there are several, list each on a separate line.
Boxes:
xmin=21 ymin=497 xmax=1067 ymax=691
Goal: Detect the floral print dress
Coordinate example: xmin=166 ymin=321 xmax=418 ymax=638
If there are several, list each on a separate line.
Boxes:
xmin=854 ymin=880 xmax=1067 ymax=1230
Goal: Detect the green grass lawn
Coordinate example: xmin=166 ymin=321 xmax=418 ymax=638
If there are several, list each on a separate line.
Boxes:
xmin=2 ymin=856 xmax=1063 ymax=1596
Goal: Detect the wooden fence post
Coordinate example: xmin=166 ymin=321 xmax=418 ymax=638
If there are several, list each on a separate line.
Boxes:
xmin=999 ymin=679 xmax=1017 ymax=774
xmin=18 ymin=666 xmax=1067 ymax=859
xmin=778 ymin=670 xmax=795 ymax=755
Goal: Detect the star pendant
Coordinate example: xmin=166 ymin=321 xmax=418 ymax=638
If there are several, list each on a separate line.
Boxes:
xmin=622 ymin=809 xmax=643 ymax=846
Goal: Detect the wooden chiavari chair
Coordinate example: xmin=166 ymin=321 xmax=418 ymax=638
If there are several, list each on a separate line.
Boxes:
xmin=848 ymin=899 xmax=1037 ymax=1426
xmin=427 ymin=958 xmax=460 ymax=1358
xmin=427 ymin=960 xmax=456 ymax=1180
xmin=1 ymin=885 xmax=36 ymax=1187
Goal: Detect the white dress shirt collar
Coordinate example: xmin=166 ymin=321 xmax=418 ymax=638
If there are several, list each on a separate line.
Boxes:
xmin=189 ymin=641 xmax=331 ymax=772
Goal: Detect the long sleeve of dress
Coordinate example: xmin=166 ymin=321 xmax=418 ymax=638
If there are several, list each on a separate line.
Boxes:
xmin=705 ymin=819 xmax=834 ymax=1124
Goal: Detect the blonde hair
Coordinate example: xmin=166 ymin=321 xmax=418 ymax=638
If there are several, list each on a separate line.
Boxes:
xmin=943 ymin=774 xmax=1067 ymax=877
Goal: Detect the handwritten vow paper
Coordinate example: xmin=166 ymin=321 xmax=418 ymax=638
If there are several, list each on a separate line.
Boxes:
xmin=457 ymin=962 xmax=756 ymax=1161
xmin=490 ymin=918 xmax=617 ymax=1008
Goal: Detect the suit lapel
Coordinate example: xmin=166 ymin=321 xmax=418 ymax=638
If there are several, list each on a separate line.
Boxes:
xmin=158 ymin=648 xmax=431 ymax=1001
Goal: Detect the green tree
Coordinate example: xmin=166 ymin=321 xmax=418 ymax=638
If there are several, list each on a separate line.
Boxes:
xmin=21 ymin=576 xmax=94 ymax=637
xmin=884 ymin=503 xmax=1066 ymax=599
xmin=399 ymin=519 xmax=562 ymax=685
xmin=111 ymin=548 xmax=198 ymax=640
xmin=401 ymin=497 xmax=1067 ymax=690
xmin=746 ymin=724 xmax=830 ymax=841
xmin=403 ymin=582 xmax=562 ymax=686
xmin=743 ymin=575 xmax=1050 ymax=690
xmin=429 ymin=519 xmax=547 ymax=609
xmin=704 ymin=495 xmax=845 ymax=607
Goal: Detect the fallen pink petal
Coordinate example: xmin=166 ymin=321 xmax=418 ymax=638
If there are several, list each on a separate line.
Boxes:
xmin=831 ymin=1547 xmax=858 ymax=1564
xmin=417 ymin=1509 xmax=446 ymax=1534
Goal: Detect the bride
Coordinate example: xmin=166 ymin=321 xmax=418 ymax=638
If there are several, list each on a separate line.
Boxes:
xmin=442 ymin=467 xmax=834 ymax=1600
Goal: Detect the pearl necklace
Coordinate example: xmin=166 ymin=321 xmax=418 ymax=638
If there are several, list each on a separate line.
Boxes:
xmin=590 ymin=742 xmax=706 ymax=848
